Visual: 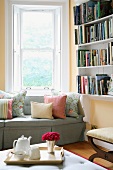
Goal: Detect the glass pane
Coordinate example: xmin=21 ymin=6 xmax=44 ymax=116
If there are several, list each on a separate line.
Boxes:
xmin=22 ymin=50 xmax=53 ymax=87
xmin=22 ymin=11 xmax=54 ymax=49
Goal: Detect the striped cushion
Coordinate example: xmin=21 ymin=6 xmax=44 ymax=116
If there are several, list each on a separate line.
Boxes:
xmin=0 ymin=99 xmax=13 ymax=119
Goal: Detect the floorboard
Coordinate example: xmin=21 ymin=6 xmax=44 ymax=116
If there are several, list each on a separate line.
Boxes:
xmin=62 ymin=141 xmax=113 ymax=170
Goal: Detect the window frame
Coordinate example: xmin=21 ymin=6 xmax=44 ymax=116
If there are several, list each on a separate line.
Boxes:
xmin=5 ymin=0 xmax=70 ymax=95
xmin=15 ymin=8 xmax=57 ymax=90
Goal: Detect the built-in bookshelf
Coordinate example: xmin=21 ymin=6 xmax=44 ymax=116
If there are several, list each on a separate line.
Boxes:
xmin=74 ymin=0 xmax=113 ymax=95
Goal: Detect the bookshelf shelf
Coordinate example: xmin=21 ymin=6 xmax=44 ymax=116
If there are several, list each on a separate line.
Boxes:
xmin=80 ymin=14 xmax=113 ymax=26
xmin=74 ymin=0 xmax=113 ymax=96
xmin=78 ymin=38 xmax=113 ymax=47
xmin=78 ymin=65 xmax=113 ymax=69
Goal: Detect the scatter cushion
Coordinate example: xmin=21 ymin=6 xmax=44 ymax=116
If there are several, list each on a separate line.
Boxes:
xmin=0 ymin=99 xmax=13 ymax=119
xmin=65 ymin=93 xmax=79 ymax=118
xmin=44 ymin=95 xmax=67 ymax=119
xmin=0 ymin=90 xmax=27 ymax=117
xmin=31 ymin=101 xmax=53 ymax=119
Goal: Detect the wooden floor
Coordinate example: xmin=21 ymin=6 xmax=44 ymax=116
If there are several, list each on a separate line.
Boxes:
xmin=62 ymin=141 xmax=113 ymax=170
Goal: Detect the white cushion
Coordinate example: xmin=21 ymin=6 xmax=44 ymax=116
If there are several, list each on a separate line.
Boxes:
xmin=31 ymin=101 xmax=53 ymax=119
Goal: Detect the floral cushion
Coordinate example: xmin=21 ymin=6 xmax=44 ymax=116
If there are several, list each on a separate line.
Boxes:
xmin=65 ymin=93 xmax=80 ymax=118
xmin=0 ymin=99 xmax=13 ymax=119
xmin=0 ymin=90 xmax=27 ymax=117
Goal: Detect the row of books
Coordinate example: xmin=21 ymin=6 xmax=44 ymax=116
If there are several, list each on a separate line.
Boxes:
xmin=77 ymin=74 xmax=110 ymax=95
xmin=77 ymin=43 xmax=113 ymax=67
xmin=74 ymin=0 xmax=112 ymax=25
xmin=77 ymin=17 xmax=113 ymax=44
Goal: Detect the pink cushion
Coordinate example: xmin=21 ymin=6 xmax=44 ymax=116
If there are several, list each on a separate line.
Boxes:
xmin=0 ymin=99 xmax=13 ymax=119
xmin=44 ymin=95 xmax=67 ymax=119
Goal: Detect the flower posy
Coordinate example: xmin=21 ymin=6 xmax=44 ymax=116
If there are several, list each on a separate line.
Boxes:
xmin=42 ymin=132 xmax=60 ymax=141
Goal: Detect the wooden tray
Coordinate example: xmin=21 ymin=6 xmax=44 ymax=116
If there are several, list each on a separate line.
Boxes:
xmin=4 ymin=147 xmax=64 ymax=165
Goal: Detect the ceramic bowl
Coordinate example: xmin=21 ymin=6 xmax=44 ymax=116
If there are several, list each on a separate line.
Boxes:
xmin=14 ymin=151 xmax=26 ymax=160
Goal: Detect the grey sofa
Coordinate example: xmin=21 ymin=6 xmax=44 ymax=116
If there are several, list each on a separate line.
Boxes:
xmin=0 ymin=95 xmax=86 ymax=150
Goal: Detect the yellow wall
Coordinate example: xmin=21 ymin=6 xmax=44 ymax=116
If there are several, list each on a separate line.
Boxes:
xmin=0 ymin=0 xmax=5 ymax=90
xmin=90 ymin=99 xmax=113 ymax=128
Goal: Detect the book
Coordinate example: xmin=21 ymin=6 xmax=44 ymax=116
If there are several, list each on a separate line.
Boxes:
xmin=95 ymin=74 xmax=110 ymax=95
xmin=100 ymin=49 xmax=107 ymax=65
xmin=90 ymin=25 xmax=94 ymax=42
xmin=85 ymin=51 xmax=90 ymax=66
xmin=108 ymin=42 xmax=113 ymax=65
xmin=86 ymin=1 xmax=96 ymax=22
xmin=80 ymin=3 xmax=86 ymax=24
xmin=84 ymin=76 xmax=89 ymax=94
xmin=77 ymin=75 xmax=81 ymax=93
xmin=77 ymin=49 xmax=89 ymax=67
xmin=108 ymin=17 xmax=113 ymax=38
xmin=89 ymin=76 xmax=96 ymax=94
xmin=74 ymin=6 xmax=80 ymax=25
xmin=75 ymin=29 xmax=78 ymax=45
xmin=94 ymin=24 xmax=99 ymax=41
xmin=98 ymin=0 xmax=112 ymax=19
xmin=81 ymin=76 xmax=85 ymax=94
xmin=104 ymin=20 xmax=109 ymax=39
xmin=90 ymin=49 xmax=97 ymax=66
xmin=108 ymin=74 xmax=113 ymax=95
xmin=85 ymin=26 xmax=90 ymax=43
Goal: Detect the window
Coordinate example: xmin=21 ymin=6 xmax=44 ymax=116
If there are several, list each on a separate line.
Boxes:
xmin=5 ymin=0 xmax=69 ymax=94
xmin=14 ymin=6 xmax=61 ymax=91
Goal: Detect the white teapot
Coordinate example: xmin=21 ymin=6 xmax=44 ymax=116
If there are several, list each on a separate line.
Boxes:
xmin=13 ymin=135 xmax=32 ymax=155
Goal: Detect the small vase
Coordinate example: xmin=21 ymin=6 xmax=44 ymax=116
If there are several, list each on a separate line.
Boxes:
xmin=46 ymin=140 xmax=55 ymax=153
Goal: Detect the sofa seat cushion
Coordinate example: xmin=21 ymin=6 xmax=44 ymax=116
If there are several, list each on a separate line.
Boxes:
xmin=0 ymin=120 xmax=5 ymax=127
xmin=4 ymin=115 xmax=84 ymax=127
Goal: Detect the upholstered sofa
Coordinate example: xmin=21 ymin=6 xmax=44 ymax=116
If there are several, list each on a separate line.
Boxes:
xmin=0 ymin=94 xmax=86 ymax=150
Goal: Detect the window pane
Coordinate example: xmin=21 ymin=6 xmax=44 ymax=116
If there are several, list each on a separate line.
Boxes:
xmin=22 ymin=11 xmax=54 ymax=49
xmin=22 ymin=50 xmax=53 ymax=87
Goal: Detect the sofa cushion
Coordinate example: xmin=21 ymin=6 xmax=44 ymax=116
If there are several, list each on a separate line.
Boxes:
xmin=31 ymin=101 xmax=53 ymax=119
xmin=0 ymin=99 xmax=13 ymax=119
xmin=0 ymin=90 xmax=27 ymax=117
xmin=66 ymin=93 xmax=80 ymax=118
xmin=44 ymin=95 xmax=67 ymax=119
xmin=4 ymin=115 xmax=84 ymax=127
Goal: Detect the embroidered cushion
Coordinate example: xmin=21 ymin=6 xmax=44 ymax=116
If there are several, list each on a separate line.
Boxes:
xmin=44 ymin=95 xmax=67 ymax=119
xmin=65 ymin=93 xmax=80 ymax=118
xmin=0 ymin=99 xmax=13 ymax=119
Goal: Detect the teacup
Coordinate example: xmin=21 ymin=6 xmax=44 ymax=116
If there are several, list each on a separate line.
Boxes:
xmin=29 ymin=146 xmax=40 ymax=160
xmin=14 ymin=150 xmax=26 ymax=160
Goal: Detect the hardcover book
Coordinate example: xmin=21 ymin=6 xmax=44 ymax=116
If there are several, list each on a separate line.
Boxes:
xmin=108 ymin=74 xmax=113 ymax=95
xmin=89 ymin=76 xmax=96 ymax=94
xmin=98 ymin=0 xmax=112 ymax=18
xmin=108 ymin=41 xmax=113 ymax=65
xmin=86 ymin=1 xmax=96 ymax=22
xmin=95 ymin=74 xmax=110 ymax=95
xmin=74 ymin=6 xmax=80 ymax=25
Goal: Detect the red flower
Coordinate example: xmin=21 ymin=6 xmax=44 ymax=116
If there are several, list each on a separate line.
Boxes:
xmin=42 ymin=132 xmax=60 ymax=141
